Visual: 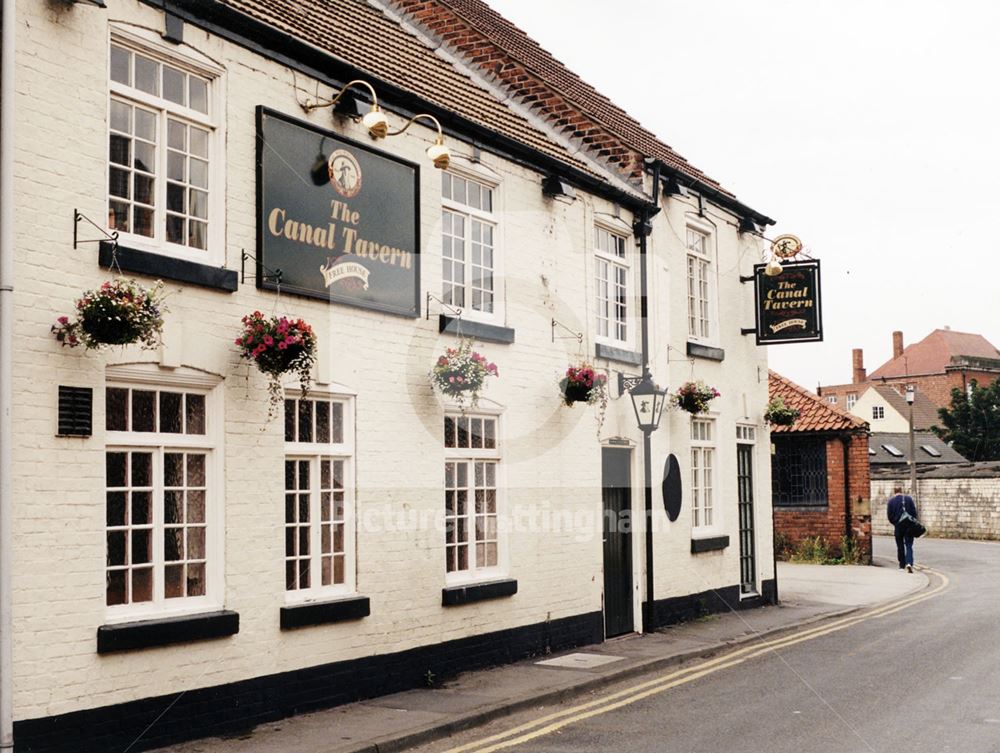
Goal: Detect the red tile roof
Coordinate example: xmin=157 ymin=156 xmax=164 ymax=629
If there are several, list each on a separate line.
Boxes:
xmin=768 ymin=370 xmax=868 ymax=434
xmin=870 ymin=329 xmax=1000 ymax=379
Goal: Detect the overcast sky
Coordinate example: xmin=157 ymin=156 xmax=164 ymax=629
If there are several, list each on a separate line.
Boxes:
xmin=485 ymin=0 xmax=1000 ymax=390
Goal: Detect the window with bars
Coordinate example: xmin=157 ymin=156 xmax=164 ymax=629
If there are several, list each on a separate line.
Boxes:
xmin=691 ymin=417 xmax=716 ymax=530
xmin=595 ymin=225 xmax=629 ymax=343
xmin=109 ymin=38 xmax=219 ymax=259
xmin=444 ymin=414 xmax=500 ymax=578
xmin=772 ymin=439 xmax=829 ymax=506
xmin=441 ymin=172 xmax=498 ymax=318
xmin=686 ymin=228 xmax=712 ymax=340
xmin=284 ymin=396 xmax=353 ymax=598
xmin=105 ymin=382 xmax=217 ymax=616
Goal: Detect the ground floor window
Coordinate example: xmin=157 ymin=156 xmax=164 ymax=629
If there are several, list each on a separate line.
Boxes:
xmin=772 ymin=438 xmax=828 ymax=506
xmin=445 ymin=414 xmax=500 ymax=577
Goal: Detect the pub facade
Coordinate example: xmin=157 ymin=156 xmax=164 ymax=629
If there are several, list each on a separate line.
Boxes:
xmin=1 ymin=1 xmax=778 ymax=750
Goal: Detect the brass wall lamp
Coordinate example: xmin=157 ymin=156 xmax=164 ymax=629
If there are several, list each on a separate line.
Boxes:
xmin=301 ymin=79 xmax=389 ymax=139
xmin=386 ymin=113 xmax=451 ymax=170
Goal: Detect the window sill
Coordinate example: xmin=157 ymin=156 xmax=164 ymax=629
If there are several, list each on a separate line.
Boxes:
xmin=594 ymin=343 xmax=642 ymax=367
xmin=97 ymin=609 xmax=239 ymax=654
xmin=442 ymin=578 xmax=517 ymax=606
xmin=690 ymin=535 xmax=730 ymax=554
xmin=100 ymin=241 xmax=238 ymax=292
xmin=439 ymin=315 xmax=515 ymax=344
xmin=686 ymin=342 xmax=725 ymax=362
xmin=280 ymin=595 xmax=371 ymax=630
xmin=774 ymin=504 xmax=829 ymax=511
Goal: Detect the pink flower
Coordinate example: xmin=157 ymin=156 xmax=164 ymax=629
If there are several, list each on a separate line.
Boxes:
xmin=57 ymin=316 xmax=69 ymax=325
xmin=284 ymin=335 xmax=296 ymax=345
xmin=437 ymin=356 xmax=449 ymax=366
xmin=234 ymin=338 xmax=243 ymax=345
xmin=263 ymin=335 xmax=274 ymax=346
xmin=278 ymin=341 xmax=288 ymax=350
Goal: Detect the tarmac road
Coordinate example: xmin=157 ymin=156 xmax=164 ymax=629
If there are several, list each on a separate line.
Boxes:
xmin=410 ymin=536 xmax=1000 ymax=753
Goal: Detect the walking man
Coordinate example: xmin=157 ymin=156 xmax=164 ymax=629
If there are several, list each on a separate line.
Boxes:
xmin=887 ymin=486 xmax=917 ymax=572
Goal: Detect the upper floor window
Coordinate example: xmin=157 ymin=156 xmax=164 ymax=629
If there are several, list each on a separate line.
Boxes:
xmin=846 ymin=393 xmax=858 ymax=410
xmin=104 ymin=373 xmax=221 ymax=620
xmin=872 ymin=405 xmax=885 ymax=420
xmin=826 ymin=395 xmax=838 ymax=405
xmin=284 ymin=394 xmax=355 ymax=600
xmin=691 ymin=417 xmax=716 ymax=531
xmin=686 ymin=227 xmax=713 ymax=340
xmin=442 ymin=172 xmax=499 ymax=320
xmin=108 ymin=35 xmax=222 ymax=262
xmin=444 ymin=413 xmax=502 ymax=581
xmin=595 ymin=225 xmax=629 ymax=344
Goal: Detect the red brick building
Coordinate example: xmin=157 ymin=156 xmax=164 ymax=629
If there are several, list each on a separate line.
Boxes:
xmin=769 ymin=372 xmax=872 ymax=562
xmin=819 ymin=329 xmax=1000 ymax=410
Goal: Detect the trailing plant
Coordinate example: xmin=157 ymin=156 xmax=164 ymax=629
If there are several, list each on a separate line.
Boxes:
xmin=560 ymin=362 xmax=609 ymax=434
xmin=237 ymin=311 xmax=317 ymax=418
xmin=763 ymin=396 xmax=800 ymax=426
xmin=51 ymin=278 xmax=166 ymax=350
xmin=673 ymin=380 xmax=720 ymax=414
xmin=431 ymin=339 xmax=498 ymax=408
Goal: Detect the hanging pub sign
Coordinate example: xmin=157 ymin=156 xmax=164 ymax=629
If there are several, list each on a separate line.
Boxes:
xmin=256 ymin=107 xmax=420 ymax=317
xmin=752 ymin=259 xmax=823 ymax=345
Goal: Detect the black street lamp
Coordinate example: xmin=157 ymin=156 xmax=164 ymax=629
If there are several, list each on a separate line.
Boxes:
xmin=629 ymin=371 xmax=667 ymax=434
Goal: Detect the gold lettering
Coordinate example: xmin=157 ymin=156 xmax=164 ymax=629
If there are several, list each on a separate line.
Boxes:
xmin=268 ymin=207 xmax=285 ymax=236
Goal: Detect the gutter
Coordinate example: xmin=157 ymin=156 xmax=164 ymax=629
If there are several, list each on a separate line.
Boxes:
xmin=644 ymin=159 xmax=775 ymax=228
xmin=0 ymin=0 xmax=14 ymax=747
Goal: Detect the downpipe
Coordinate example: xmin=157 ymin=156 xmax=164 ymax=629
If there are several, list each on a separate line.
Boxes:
xmin=0 ymin=0 xmax=15 ymax=747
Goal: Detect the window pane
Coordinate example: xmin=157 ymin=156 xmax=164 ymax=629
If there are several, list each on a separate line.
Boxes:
xmin=131 ymin=452 xmax=152 ymax=486
xmin=315 ymin=401 xmax=330 ymax=444
xmin=189 ymin=76 xmax=208 ymax=114
xmin=159 ymin=391 xmax=183 ymax=433
xmin=167 ymin=182 xmax=186 ymax=213
xmin=298 ymin=400 xmax=314 ymax=443
xmin=165 ymin=564 xmax=184 ymax=598
xmin=164 ymin=453 xmax=184 ymax=487
xmin=168 ymin=120 xmax=186 ymax=150
xmin=134 ymin=174 xmax=154 ymax=206
xmin=165 ymin=490 xmax=183 ymax=525
xmin=131 ymin=390 xmax=155 ymax=432
xmin=188 ymin=221 xmax=207 ymax=250
xmin=132 ymin=568 xmax=153 ymax=602
xmin=166 ymin=213 xmax=184 ymax=244
xmin=109 ymin=167 xmax=130 ymax=199
xmin=185 ymin=394 xmax=206 ymax=434
xmin=134 ymin=109 xmax=156 ymax=143
xmin=134 ymin=54 xmax=159 ymax=96
xmin=189 ymin=127 xmax=208 ymax=159
xmin=187 ymin=490 xmax=205 ymax=524
xmin=106 ymin=570 xmax=127 ymax=606
xmin=187 ymin=454 xmax=206 ymax=486
xmin=106 ymin=388 xmax=128 ymax=431
xmin=109 ymin=135 xmax=130 ymax=166
xmin=106 ymin=491 xmax=126 ymax=527
xmin=133 ymin=206 xmax=154 ymax=237
xmin=133 ymin=140 xmax=155 ymax=175
xmin=189 ymin=158 xmax=208 ymax=188
xmin=189 ymin=189 xmax=208 ymax=219
xmin=331 ymin=403 xmax=343 ymax=444
xmin=163 ymin=65 xmax=186 ymax=105
xmin=110 ymin=45 xmax=131 ymax=85
xmin=284 ymin=400 xmax=296 ymax=442
xmin=109 ymin=201 xmax=129 ymax=232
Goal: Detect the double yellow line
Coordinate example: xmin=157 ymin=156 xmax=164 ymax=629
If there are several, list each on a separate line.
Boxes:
xmin=439 ymin=567 xmax=948 ymax=753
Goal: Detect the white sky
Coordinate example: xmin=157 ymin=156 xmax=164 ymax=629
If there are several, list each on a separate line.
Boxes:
xmin=485 ymin=0 xmax=1000 ymax=389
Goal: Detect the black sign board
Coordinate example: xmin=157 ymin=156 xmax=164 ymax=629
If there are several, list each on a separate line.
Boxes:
xmin=752 ymin=259 xmax=823 ymax=345
xmin=256 ymin=107 xmax=420 ymax=317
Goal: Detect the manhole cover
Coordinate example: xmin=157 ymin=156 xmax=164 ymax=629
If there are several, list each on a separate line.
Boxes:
xmin=535 ymin=652 xmax=624 ymax=669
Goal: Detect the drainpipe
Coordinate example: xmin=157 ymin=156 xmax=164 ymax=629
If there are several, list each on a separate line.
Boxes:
xmin=842 ymin=436 xmax=852 ymax=543
xmin=0 ymin=0 xmax=15 ymax=748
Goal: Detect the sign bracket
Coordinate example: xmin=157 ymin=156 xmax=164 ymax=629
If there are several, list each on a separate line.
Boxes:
xmin=551 ymin=318 xmax=583 ymax=344
xmin=74 ymin=209 xmax=119 ymax=251
xmin=241 ymin=249 xmax=282 ymax=285
xmin=425 ymin=291 xmax=462 ymax=320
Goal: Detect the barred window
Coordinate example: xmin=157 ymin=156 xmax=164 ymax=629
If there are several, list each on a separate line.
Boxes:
xmin=772 ymin=439 xmax=828 ymax=506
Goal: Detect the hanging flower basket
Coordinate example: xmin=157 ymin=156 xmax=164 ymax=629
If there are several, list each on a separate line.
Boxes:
xmin=673 ymin=380 xmax=720 ymax=414
xmin=764 ymin=396 xmax=800 ymax=426
xmin=431 ymin=339 xmax=498 ymax=408
xmin=237 ymin=311 xmax=317 ymax=417
xmin=51 ymin=278 xmax=166 ymax=350
xmin=560 ymin=363 xmax=607 ymax=406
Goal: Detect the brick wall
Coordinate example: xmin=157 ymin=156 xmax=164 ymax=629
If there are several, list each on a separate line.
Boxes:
xmin=872 ymin=473 xmax=1000 ymax=539
xmin=773 ymin=433 xmax=871 ymax=560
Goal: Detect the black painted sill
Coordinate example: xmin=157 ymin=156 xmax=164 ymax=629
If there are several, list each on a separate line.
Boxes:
xmin=691 ymin=535 xmax=730 ymax=554
xmin=594 ymin=343 xmax=642 ymax=366
xmin=686 ymin=341 xmax=725 ymax=362
xmin=439 ymin=315 xmax=515 ymax=344
xmin=97 ymin=610 xmax=239 ymax=654
xmin=99 ymin=241 xmax=238 ymax=292
xmin=280 ymin=595 xmax=371 ymax=630
xmin=442 ymin=578 xmax=517 ymax=606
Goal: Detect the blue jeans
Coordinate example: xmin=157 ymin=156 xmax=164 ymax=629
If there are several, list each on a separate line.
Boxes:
xmin=895 ymin=526 xmax=914 ymax=567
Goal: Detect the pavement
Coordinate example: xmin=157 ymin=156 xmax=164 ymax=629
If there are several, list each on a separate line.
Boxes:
xmin=151 ymin=557 xmax=928 ymax=753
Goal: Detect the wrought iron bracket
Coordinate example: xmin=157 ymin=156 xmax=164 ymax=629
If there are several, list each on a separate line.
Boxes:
xmin=741 ymin=327 xmax=756 ymax=336
xmin=74 ymin=209 xmax=118 ymax=251
xmin=241 ymin=249 xmax=282 ymax=285
xmin=550 ymin=318 xmax=582 ymax=344
xmin=618 ymin=372 xmax=644 ymax=393
xmin=425 ymin=291 xmax=462 ymax=320
xmin=739 ymin=274 xmax=755 ymax=284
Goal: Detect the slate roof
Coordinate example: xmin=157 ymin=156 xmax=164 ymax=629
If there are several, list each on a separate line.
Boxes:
xmin=870 ymin=329 xmax=1000 ymax=379
xmin=868 ymin=432 xmax=966 ymax=466
xmin=768 ymin=371 xmax=868 ymax=434
xmin=872 ymin=461 xmax=1000 ymax=480
xmin=869 ymin=385 xmax=941 ymax=430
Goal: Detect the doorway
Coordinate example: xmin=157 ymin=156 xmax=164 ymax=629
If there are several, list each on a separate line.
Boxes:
xmin=601 ymin=447 xmax=633 ymax=636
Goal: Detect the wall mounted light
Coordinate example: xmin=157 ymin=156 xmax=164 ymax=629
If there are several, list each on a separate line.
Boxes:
xmin=387 ymin=113 xmax=451 ymax=169
xmin=629 ymin=371 xmax=668 ymax=434
xmin=764 ymin=257 xmax=783 ymax=277
xmin=662 ymin=174 xmax=689 ymax=198
xmin=739 ymin=216 xmax=759 ymax=234
xmin=302 ymin=79 xmax=389 ymax=139
xmin=542 ymin=175 xmax=576 ymax=201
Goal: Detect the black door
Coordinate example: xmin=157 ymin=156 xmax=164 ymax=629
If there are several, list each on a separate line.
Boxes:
xmin=737 ymin=443 xmax=757 ymax=594
xmin=602 ymin=448 xmax=633 ymax=637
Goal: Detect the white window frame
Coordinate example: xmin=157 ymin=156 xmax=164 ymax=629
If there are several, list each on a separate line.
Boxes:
xmin=826 ymin=395 xmax=838 ymax=405
xmin=685 ymin=221 xmax=718 ymax=344
xmin=444 ymin=410 xmax=506 ymax=585
xmin=594 ymin=222 xmax=633 ymax=347
xmin=872 ymin=405 xmax=885 ymax=420
xmin=104 ymin=366 xmax=224 ymax=624
xmin=283 ymin=391 xmax=356 ymax=604
xmin=108 ymin=27 xmax=225 ymax=265
xmin=846 ymin=393 xmax=858 ymax=410
xmin=691 ymin=416 xmax=719 ymax=536
xmin=440 ymin=164 xmax=504 ymax=325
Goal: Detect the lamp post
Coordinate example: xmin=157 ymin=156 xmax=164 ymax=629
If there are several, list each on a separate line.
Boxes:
xmin=906 ymin=385 xmax=916 ymax=498
xmin=628 ymin=370 xmax=667 ymax=632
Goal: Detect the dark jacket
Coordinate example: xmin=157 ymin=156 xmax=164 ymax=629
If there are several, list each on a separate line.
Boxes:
xmin=887 ymin=494 xmax=917 ymax=526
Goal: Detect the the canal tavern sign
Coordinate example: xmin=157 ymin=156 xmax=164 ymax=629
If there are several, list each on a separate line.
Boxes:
xmin=256 ymin=107 xmax=421 ymax=317
xmin=752 ymin=259 xmax=823 ymax=345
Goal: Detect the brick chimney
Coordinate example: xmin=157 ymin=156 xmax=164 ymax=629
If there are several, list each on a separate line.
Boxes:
xmin=852 ymin=348 xmax=866 ymax=384
xmin=892 ymin=331 xmax=904 ymax=359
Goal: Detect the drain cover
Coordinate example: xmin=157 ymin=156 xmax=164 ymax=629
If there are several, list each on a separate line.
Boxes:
xmin=535 ymin=652 xmax=624 ymax=669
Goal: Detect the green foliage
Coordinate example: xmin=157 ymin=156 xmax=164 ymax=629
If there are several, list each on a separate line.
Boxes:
xmin=837 ymin=535 xmax=865 ymax=565
xmin=933 ymin=378 xmax=1000 ymax=461
xmin=788 ymin=536 xmax=829 ymax=563
xmin=784 ymin=535 xmax=865 ymax=565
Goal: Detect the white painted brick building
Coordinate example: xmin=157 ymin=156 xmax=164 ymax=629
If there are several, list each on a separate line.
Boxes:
xmin=0 ymin=1 xmax=777 ymax=750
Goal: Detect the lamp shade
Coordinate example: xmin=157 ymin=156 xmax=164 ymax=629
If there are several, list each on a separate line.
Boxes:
xmin=426 ymin=139 xmax=451 ymax=170
xmin=764 ymin=258 xmax=783 ymax=277
xmin=630 ymin=372 xmax=667 ymax=433
xmin=906 ymin=385 xmax=915 ymax=405
xmin=362 ymin=107 xmax=389 ymax=139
